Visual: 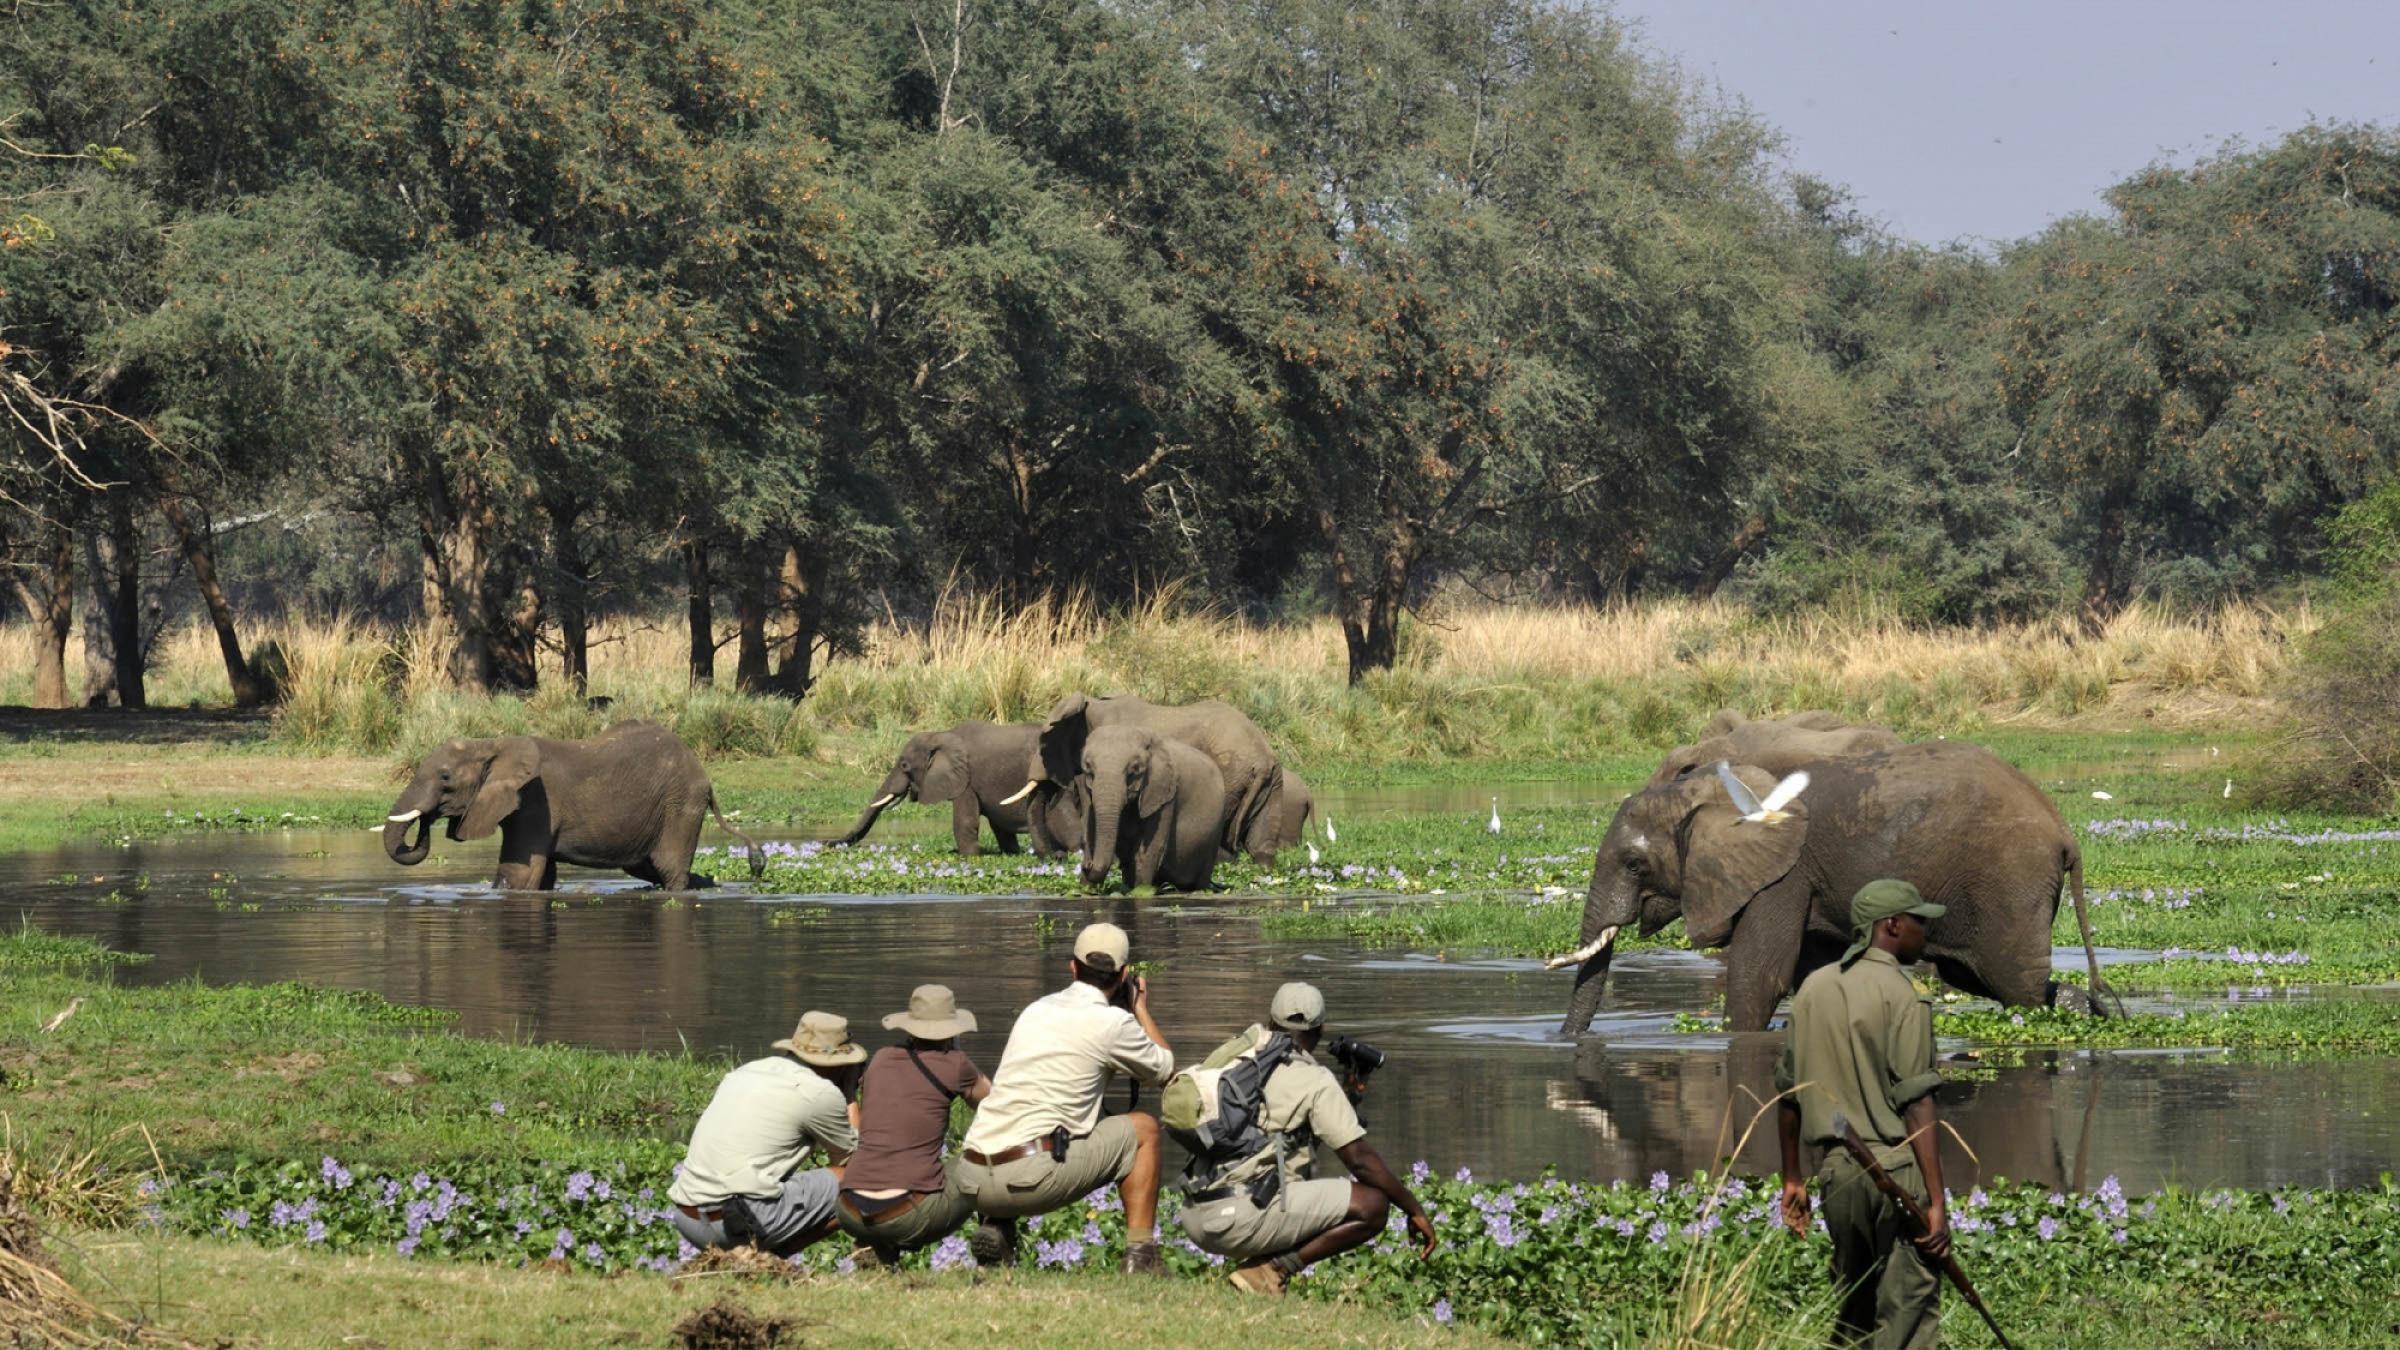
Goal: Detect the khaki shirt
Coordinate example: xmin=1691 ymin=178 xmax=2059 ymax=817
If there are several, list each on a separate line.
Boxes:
xmin=669 ymin=1055 xmax=858 ymax=1206
xmin=1214 ymin=1026 xmax=1368 ymax=1189
xmin=961 ymin=982 xmax=1174 ymax=1154
xmin=1774 ymin=948 xmax=1942 ymax=1149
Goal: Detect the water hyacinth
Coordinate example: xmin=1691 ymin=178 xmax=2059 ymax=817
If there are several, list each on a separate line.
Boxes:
xmin=151 ymin=1153 xmax=2400 ymax=1342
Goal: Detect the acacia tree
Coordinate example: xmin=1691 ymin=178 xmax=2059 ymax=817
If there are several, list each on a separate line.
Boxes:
xmin=2003 ymin=124 xmax=2400 ymax=626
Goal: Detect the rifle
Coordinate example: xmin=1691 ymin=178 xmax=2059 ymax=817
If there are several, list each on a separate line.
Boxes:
xmin=1832 ymin=1115 xmax=2015 ymax=1350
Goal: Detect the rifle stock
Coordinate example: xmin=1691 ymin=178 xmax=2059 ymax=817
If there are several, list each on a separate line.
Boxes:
xmin=1833 ymin=1119 xmax=2015 ymax=1350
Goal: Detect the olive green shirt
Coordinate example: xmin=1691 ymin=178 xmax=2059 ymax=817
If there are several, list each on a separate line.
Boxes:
xmin=1774 ymin=948 xmax=1943 ymax=1149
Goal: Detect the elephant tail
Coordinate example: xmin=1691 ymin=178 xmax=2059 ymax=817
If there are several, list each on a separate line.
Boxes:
xmin=709 ymin=789 xmax=766 ymax=879
xmin=2066 ymin=848 xmax=2118 ymax=1016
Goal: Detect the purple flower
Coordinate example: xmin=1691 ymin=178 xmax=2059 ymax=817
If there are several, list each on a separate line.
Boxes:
xmin=565 ymin=1171 xmax=595 ymax=1201
xmin=411 ymin=1172 xmax=431 ymax=1193
xmin=396 ymin=1235 xmax=420 ymax=1258
xmin=584 ymin=1242 xmax=606 ymax=1265
xmin=379 ymin=1178 xmax=402 ymax=1207
xmin=1454 ymin=1165 xmax=1474 ymax=1182
xmin=2110 ymin=1228 xmax=2128 ymax=1244
xmin=1649 ymin=1170 xmax=1670 ymax=1193
xmin=1486 ymin=1213 xmax=1518 ymax=1247
xmin=515 ymin=1220 xmax=534 ymax=1236
xmin=220 ymin=1208 xmax=250 ymax=1230
xmin=1432 ymin=1298 xmax=1453 ymax=1326
xmin=931 ymin=1235 xmax=974 ymax=1271
xmin=321 ymin=1157 xmax=353 ymax=1189
xmin=593 ymin=1179 xmax=612 ymax=1202
xmin=490 ymin=1101 xmax=507 ymax=1115
xmin=305 ymin=1220 xmax=327 ymax=1244
xmin=1409 ymin=1160 xmax=1432 ymax=1185
xmin=1646 ymin=1221 xmax=1668 ymax=1245
xmin=269 ymin=1201 xmax=296 ymax=1227
xmin=2037 ymin=1216 xmax=2060 ymax=1241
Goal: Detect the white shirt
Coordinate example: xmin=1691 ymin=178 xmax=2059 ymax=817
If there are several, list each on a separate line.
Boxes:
xmin=962 ymin=982 xmax=1175 ymax=1153
xmin=669 ymin=1055 xmax=857 ymax=1205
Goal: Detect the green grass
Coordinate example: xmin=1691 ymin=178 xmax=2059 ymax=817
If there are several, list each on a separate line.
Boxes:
xmin=50 ymin=1231 xmax=1486 ymax=1347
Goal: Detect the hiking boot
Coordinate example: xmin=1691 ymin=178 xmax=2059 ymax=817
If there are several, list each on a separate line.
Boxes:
xmin=1122 ymin=1241 xmax=1166 ymax=1276
xmin=1227 ymin=1260 xmax=1286 ymax=1296
xmin=967 ymin=1219 xmax=1017 ymax=1268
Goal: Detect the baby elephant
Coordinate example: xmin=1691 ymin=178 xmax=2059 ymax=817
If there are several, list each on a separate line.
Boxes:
xmin=1077 ymin=725 xmax=1227 ymax=891
xmin=381 ymin=721 xmax=761 ymax=891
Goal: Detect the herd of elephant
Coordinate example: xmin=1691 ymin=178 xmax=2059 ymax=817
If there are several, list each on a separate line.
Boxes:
xmin=376 ymin=702 xmax=2110 ymax=1039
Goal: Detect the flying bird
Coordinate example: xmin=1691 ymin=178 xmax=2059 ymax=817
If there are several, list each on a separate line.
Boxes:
xmin=1487 ymin=797 xmax=1503 ymax=835
xmin=1716 ymin=761 xmax=1807 ymax=825
xmin=41 ymin=997 xmax=84 ymax=1034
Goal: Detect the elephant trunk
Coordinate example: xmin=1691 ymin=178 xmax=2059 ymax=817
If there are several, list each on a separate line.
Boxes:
xmin=383 ymin=806 xmax=436 ymax=867
xmin=1082 ymin=778 xmax=1125 ymax=889
xmin=1560 ymin=870 xmax=1638 ymax=1037
xmin=839 ymin=772 xmax=912 ymax=845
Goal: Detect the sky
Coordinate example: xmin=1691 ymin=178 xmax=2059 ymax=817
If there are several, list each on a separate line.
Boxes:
xmin=1607 ymin=0 xmax=2398 ymax=247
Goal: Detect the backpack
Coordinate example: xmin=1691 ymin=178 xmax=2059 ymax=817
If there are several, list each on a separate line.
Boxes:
xmin=1161 ymin=1025 xmax=1297 ymax=1167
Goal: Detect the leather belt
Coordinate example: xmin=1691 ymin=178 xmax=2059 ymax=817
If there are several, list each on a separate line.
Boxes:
xmin=676 ymin=1202 xmax=726 ymax=1222
xmin=963 ymin=1137 xmax=1058 ymax=1168
xmin=838 ymin=1190 xmax=927 ymax=1227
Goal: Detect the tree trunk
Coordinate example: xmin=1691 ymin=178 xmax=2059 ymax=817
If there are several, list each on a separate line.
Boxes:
xmin=770 ymin=539 xmax=824 ymax=699
xmin=79 ymin=496 xmax=146 ymax=708
xmin=1323 ymin=509 xmax=1410 ymax=686
xmin=549 ymin=499 xmax=589 ymax=693
xmin=158 ymin=493 xmax=262 ymax=707
xmin=420 ymin=471 xmax=537 ymax=694
xmin=1691 ymin=512 xmax=1770 ymax=604
xmin=2078 ymin=491 xmax=2134 ymax=639
xmin=7 ymin=514 xmax=76 ymax=708
xmin=683 ymin=539 xmax=715 ymax=686
xmin=733 ymin=541 xmax=771 ymax=693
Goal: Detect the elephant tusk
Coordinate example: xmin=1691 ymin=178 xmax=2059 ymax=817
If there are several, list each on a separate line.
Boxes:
xmin=387 ymin=810 xmax=423 ymax=824
xmin=1544 ymin=926 xmax=1619 ymax=971
xmin=867 ymin=793 xmax=899 ymax=810
xmin=997 ymin=779 xmax=1040 ymax=806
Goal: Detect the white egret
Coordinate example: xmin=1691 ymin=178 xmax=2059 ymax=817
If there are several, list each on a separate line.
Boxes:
xmin=1306 ymin=838 xmax=1321 ymax=865
xmin=2091 ymin=790 xmax=2113 ymax=801
xmin=1488 ymin=797 xmax=1503 ymax=835
xmin=1323 ymin=815 xmax=1337 ymax=845
xmin=2223 ymin=778 xmax=2233 ymax=799
xmin=1715 ymin=761 xmax=1808 ymax=826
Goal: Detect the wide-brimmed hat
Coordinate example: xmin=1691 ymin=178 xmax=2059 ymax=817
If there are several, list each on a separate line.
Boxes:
xmin=883 ymin=984 xmax=978 ymax=1040
xmin=773 ymin=1010 xmax=868 ymax=1067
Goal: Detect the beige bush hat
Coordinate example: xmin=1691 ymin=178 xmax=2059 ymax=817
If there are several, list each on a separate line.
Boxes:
xmin=773 ymin=1010 xmax=868 ymax=1067
xmin=1073 ymin=922 xmax=1130 ymax=974
xmin=883 ymin=984 xmax=978 ymax=1040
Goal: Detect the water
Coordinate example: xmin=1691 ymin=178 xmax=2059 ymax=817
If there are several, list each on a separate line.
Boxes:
xmin=9 ymin=830 xmax=2393 ymax=1192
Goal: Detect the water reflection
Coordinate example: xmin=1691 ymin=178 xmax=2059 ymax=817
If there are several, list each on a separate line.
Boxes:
xmin=5 ymin=830 xmax=2392 ymax=1191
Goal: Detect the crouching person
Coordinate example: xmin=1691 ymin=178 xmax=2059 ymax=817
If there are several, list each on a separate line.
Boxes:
xmin=1173 ymin=982 xmax=1436 ymax=1295
xmin=835 ymin=984 xmax=992 ymax=1265
xmin=955 ymin=923 xmax=1175 ymax=1273
xmin=668 ymin=1011 xmax=866 ymax=1256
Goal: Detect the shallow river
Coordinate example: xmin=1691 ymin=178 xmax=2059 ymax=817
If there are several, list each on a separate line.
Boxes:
xmin=8 ymin=816 xmax=2394 ymax=1194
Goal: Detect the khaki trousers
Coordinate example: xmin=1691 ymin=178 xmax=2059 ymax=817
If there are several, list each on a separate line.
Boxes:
xmin=1817 ymin=1149 xmax=1941 ymax=1350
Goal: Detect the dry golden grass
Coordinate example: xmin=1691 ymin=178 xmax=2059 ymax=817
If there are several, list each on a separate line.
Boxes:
xmin=0 ymin=592 xmax=2309 ymax=763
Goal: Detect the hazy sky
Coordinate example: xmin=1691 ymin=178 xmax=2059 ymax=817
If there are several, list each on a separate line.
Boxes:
xmin=1609 ymin=0 xmax=2397 ymax=247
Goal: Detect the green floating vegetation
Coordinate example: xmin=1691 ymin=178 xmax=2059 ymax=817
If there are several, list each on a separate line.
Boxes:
xmin=0 ymin=928 xmax=151 ymax=971
xmin=1675 ymin=1002 xmax=2400 ymax=1055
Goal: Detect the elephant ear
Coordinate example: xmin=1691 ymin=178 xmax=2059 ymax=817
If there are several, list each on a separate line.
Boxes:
xmin=1677 ymin=764 xmax=1807 ymax=950
xmin=1137 ymin=737 xmax=1179 ymax=817
xmin=1703 ymin=708 xmax=1748 ymax=738
xmin=459 ymin=737 xmax=540 ymax=841
xmin=1035 ymin=694 xmax=1092 ymax=784
xmin=921 ymin=734 xmax=969 ymax=802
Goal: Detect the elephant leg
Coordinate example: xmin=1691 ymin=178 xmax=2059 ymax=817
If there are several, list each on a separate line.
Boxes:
xmin=988 ymin=814 xmax=1022 ymax=855
xmin=1720 ymin=876 xmax=1812 ymax=1031
xmin=495 ymin=856 xmax=550 ymax=891
xmin=952 ymin=795 xmax=982 ymax=857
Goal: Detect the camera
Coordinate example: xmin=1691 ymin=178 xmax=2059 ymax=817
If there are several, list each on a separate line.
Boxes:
xmin=1325 ymin=1034 xmax=1385 ymax=1077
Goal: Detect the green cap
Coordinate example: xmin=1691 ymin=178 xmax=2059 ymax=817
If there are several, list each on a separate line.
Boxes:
xmin=1838 ymin=879 xmax=1946 ymax=967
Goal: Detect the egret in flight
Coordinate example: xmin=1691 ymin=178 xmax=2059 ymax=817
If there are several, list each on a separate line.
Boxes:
xmin=1715 ymin=761 xmax=1808 ymax=825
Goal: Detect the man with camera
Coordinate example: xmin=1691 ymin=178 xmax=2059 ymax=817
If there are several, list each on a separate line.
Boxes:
xmin=668 ymin=1010 xmax=865 ymax=1256
xmin=954 ymin=922 xmax=1175 ymax=1274
xmin=1177 ymin=982 xmax=1436 ymax=1296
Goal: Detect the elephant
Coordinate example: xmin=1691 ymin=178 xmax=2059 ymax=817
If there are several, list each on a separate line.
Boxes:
xmin=1648 ymin=710 xmax=1903 ymax=787
xmin=1272 ymin=768 xmax=1315 ymax=855
xmin=1557 ymin=740 xmax=2105 ymax=1036
xmin=1008 ymin=693 xmax=1287 ymax=865
xmin=1075 ymin=724 xmax=1228 ymax=891
xmin=382 ymin=721 xmax=762 ymax=891
xmin=838 ymin=721 xmax=1083 ymax=857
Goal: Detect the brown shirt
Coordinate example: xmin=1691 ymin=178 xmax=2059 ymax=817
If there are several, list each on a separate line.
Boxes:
xmin=841 ymin=1045 xmax=981 ymax=1194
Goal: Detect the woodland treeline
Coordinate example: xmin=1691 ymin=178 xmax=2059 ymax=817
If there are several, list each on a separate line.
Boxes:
xmin=4 ymin=0 xmax=2399 ymax=706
